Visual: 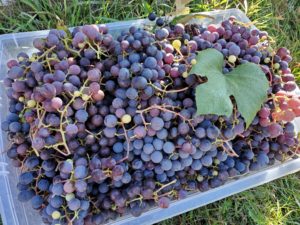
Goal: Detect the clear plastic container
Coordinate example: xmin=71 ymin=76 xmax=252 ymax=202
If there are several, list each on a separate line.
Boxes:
xmin=0 ymin=8 xmax=299 ymax=225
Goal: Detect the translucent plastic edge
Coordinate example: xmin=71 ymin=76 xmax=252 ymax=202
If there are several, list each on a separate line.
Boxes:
xmin=0 ymin=34 xmax=20 ymax=224
xmin=0 ymin=93 xmax=19 ymax=225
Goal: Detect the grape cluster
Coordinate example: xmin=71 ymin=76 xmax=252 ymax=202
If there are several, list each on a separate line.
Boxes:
xmin=1 ymin=13 xmax=299 ymax=225
xmin=271 ymin=90 xmax=300 ymax=122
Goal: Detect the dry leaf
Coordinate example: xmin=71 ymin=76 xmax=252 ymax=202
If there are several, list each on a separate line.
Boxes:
xmin=167 ymin=0 xmax=191 ymax=16
xmin=181 ymin=14 xmax=214 ymax=24
xmin=169 ymin=0 xmax=214 ymax=25
xmin=175 ymin=0 xmax=191 ymax=15
xmin=171 ymin=13 xmax=215 ymax=25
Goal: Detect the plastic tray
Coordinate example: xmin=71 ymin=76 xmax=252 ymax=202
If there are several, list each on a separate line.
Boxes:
xmin=0 ymin=8 xmax=299 ymax=225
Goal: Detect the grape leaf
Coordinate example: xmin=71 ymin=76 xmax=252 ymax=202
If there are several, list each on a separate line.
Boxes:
xmin=189 ymin=48 xmax=269 ymax=127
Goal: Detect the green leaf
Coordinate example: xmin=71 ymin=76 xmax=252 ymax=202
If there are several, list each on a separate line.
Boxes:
xmin=190 ymin=48 xmax=269 ymax=128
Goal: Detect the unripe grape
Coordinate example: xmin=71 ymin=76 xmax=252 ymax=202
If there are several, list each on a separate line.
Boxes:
xmin=121 ymin=114 xmax=132 ymax=124
xmin=52 ymin=211 xmax=61 ymax=219
xmin=228 ymin=55 xmax=237 ymax=63
xmin=214 ymin=159 xmax=220 ymax=165
xmin=212 ymin=170 xmax=218 ymax=176
xmin=191 ymin=59 xmax=197 ymax=65
xmin=27 ymin=99 xmax=36 ymax=108
xmin=18 ymin=96 xmax=25 ymax=102
xmin=264 ymin=57 xmax=270 ymax=63
xmin=273 ymin=63 xmax=280 ymax=69
xmin=182 ymin=72 xmax=188 ymax=78
xmin=78 ymin=42 xmax=85 ymax=49
xmin=197 ymin=175 xmax=204 ymax=182
xmin=65 ymin=193 xmax=75 ymax=201
xmin=172 ymin=40 xmax=181 ymax=49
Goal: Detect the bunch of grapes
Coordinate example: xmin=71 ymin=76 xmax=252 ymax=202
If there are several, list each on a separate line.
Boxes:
xmin=270 ymin=91 xmax=300 ymax=122
xmin=1 ymin=12 xmax=299 ymax=225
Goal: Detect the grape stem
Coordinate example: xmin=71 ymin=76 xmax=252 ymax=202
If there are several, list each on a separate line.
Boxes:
xmin=85 ymin=129 xmax=102 ymax=139
xmin=30 ymin=46 xmax=56 ymax=62
xmin=214 ymin=135 xmax=239 ymax=157
xmin=154 ymin=179 xmax=177 ymax=195
xmin=116 ymin=123 xmax=130 ymax=163
xmin=153 ymin=179 xmax=177 ymax=201
xmin=136 ymin=104 xmax=195 ymax=131
xmin=149 ymin=83 xmax=190 ymax=93
xmin=126 ymin=194 xmax=143 ymax=205
xmin=61 ymin=38 xmax=81 ymax=57
xmin=29 ymin=104 xmax=47 ymax=156
xmin=260 ymin=65 xmax=273 ymax=85
xmin=156 ymin=190 xmax=176 ymax=199
xmin=222 ymin=140 xmax=239 ymax=157
xmin=57 ymin=79 xmax=90 ymax=155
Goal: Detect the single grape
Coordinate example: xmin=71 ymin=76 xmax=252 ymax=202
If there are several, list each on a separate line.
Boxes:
xmin=150 ymin=117 xmax=164 ymax=131
xmin=157 ymin=197 xmax=170 ymax=208
xmin=156 ymin=17 xmax=164 ymax=26
xmin=151 ymin=151 xmax=163 ymax=163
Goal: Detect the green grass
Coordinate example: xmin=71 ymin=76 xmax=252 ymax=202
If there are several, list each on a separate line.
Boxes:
xmin=159 ymin=173 xmax=300 ymax=225
xmin=0 ymin=1 xmax=299 ymax=225
xmin=0 ymin=0 xmax=299 ymax=82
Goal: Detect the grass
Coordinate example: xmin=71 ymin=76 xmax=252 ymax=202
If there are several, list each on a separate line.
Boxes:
xmin=0 ymin=0 xmax=299 ymax=82
xmin=160 ymin=173 xmax=300 ymax=225
xmin=0 ymin=0 xmax=299 ymax=225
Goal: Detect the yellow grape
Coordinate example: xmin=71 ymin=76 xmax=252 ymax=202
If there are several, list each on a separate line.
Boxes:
xmin=121 ymin=114 xmax=132 ymax=124
xmin=172 ymin=40 xmax=181 ymax=49
xmin=27 ymin=99 xmax=36 ymax=108
xmin=182 ymin=72 xmax=188 ymax=78
xmin=18 ymin=96 xmax=25 ymax=102
xmin=51 ymin=211 xmax=61 ymax=220
xmin=191 ymin=59 xmax=197 ymax=65
xmin=228 ymin=55 xmax=237 ymax=64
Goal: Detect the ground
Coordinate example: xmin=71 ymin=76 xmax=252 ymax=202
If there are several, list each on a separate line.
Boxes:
xmin=0 ymin=0 xmax=299 ymax=225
